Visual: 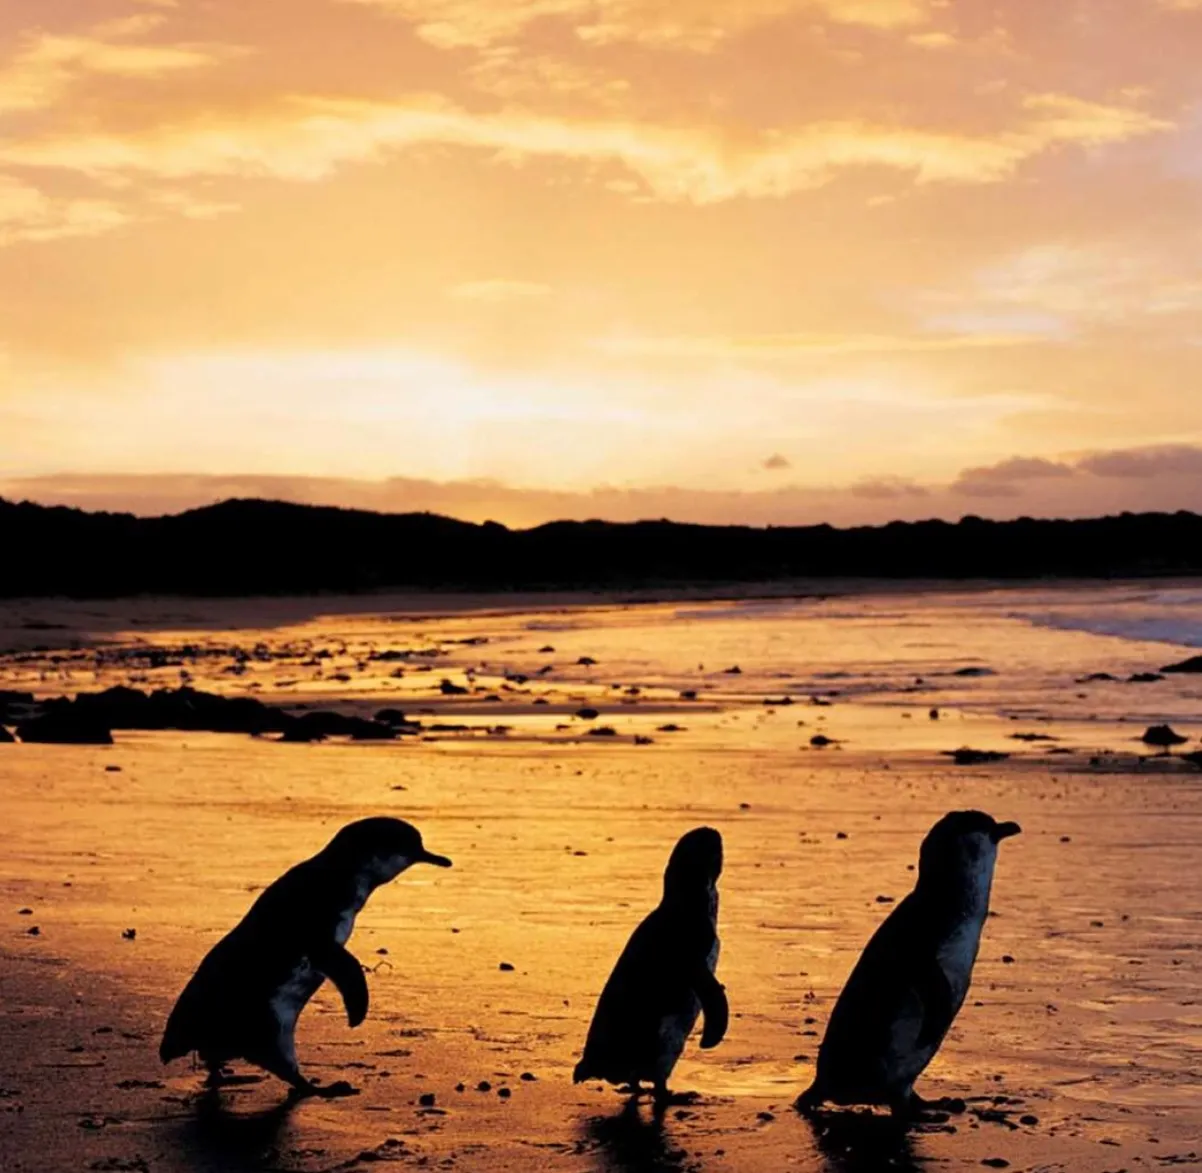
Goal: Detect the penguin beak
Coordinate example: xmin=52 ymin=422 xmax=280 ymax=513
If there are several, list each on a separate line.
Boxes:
xmin=992 ymin=821 xmax=1022 ymax=842
xmin=417 ymin=849 xmax=453 ymax=868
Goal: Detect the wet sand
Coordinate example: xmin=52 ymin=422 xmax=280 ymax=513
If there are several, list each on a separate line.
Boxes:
xmin=2 ymin=591 xmax=1202 ymax=1171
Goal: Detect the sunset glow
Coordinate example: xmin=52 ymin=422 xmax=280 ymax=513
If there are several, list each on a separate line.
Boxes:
xmin=3 ymin=0 xmax=1202 ymax=524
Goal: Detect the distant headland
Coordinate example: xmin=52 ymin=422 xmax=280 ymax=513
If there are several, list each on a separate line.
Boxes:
xmin=3 ymin=496 xmax=1201 ymax=598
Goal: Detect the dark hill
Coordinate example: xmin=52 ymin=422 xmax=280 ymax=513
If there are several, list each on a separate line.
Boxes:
xmin=2 ymin=497 xmax=1201 ymax=597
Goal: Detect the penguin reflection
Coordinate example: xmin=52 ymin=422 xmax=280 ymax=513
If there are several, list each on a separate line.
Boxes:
xmin=810 ymin=1111 xmax=922 ymax=1173
xmin=797 ymin=810 xmax=1020 ymax=1120
xmin=171 ymin=1090 xmax=299 ymax=1173
xmin=160 ymin=817 xmax=452 ymax=1097
xmin=585 ymin=1097 xmax=681 ymax=1173
xmin=574 ymin=827 xmax=729 ymax=1109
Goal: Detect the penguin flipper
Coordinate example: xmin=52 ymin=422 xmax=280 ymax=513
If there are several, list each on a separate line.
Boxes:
xmin=312 ymin=942 xmax=369 ymax=1027
xmin=913 ymin=957 xmax=955 ymax=1049
xmin=694 ymin=968 xmax=729 ymax=1049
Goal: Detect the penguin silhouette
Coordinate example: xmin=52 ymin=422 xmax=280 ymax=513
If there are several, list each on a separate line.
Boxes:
xmin=796 ymin=810 xmax=1020 ymax=1118
xmin=573 ymin=827 xmax=728 ymax=1106
xmin=160 ymin=817 xmax=451 ymax=1097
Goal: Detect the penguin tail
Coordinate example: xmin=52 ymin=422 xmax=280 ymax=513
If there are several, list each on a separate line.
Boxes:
xmin=158 ymin=1003 xmax=194 ymax=1064
xmin=159 ymin=1025 xmax=187 ymax=1064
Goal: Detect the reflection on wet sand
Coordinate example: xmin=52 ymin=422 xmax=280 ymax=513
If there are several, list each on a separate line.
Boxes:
xmin=586 ymin=1099 xmax=687 ymax=1173
xmin=807 ymin=1112 xmax=920 ymax=1173
xmin=168 ymin=1088 xmax=298 ymax=1173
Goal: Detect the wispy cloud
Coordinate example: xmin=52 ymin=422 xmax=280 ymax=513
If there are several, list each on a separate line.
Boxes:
xmin=0 ymin=20 xmax=237 ymax=115
xmin=340 ymin=0 xmax=936 ymax=51
xmin=595 ymin=329 xmax=1053 ymax=359
xmin=2 ymin=91 xmax=1167 ymax=211
xmin=0 ymin=176 xmax=131 ymax=246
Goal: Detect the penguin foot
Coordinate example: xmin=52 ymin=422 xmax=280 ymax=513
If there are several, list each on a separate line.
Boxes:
xmin=890 ymin=1092 xmax=964 ymax=1124
xmin=287 ymin=1079 xmax=360 ymax=1100
xmin=652 ymin=1089 xmax=700 ymax=1110
xmin=313 ymin=1080 xmax=360 ymax=1099
xmin=204 ymin=1067 xmax=264 ymax=1089
xmin=919 ymin=1095 xmax=967 ymax=1115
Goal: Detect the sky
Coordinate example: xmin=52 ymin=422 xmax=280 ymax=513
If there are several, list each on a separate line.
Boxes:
xmin=2 ymin=0 xmax=1202 ymax=526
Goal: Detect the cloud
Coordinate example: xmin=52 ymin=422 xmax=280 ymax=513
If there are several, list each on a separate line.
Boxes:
xmin=2 ymin=90 xmax=1168 ymax=211
xmin=596 ymin=328 xmax=1052 ymax=358
xmin=1077 ymin=444 xmax=1202 ymax=478
xmin=0 ymin=176 xmax=132 ymax=246
xmin=1019 ymin=93 xmax=1171 ymax=146
xmin=448 ymin=279 xmax=552 ymax=301
xmin=467 ymin=51 xmax=631 ymax=103
xmin=907 ymin=31 xmax=957 ymax=49
xmin=763 ymin=453 xmax=791 ymax=470
xmin=0 ymin=22 xmax=236 ymax=116
xmin=849 ymin=476 xmax=929 ymax=499
xmin=340 ymin=0 xmax=936 ymax=51
xmin=952 ymin=456 xmax=1076 ymax=497
xmin=927 ymin=242 xmax=1202 ymax=333
xmin=951 ymin=446 xmax=1202 ymax=497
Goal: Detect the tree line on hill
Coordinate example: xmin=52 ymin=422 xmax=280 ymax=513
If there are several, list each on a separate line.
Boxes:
xmin=3 ymin=496 xmax=1201 ymax=597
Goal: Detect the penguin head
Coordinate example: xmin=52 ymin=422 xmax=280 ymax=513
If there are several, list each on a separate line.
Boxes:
xmin=325 ymin=817 xmax=453 ymax=883
xmin=918 ymin=810 xmax=1020 ymax=885
xmin=663 ymin=826 xmax=723 ymax=897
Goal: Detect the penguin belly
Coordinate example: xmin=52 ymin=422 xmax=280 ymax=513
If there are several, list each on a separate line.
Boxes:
xmin=883 ymin=913 xmax=986 ymax=1094
xmin=264 ymin=904 xmax=362 ymax=1059
xmin=266 ymin=962 xmax=325 ymax=1064
xmin=653 ymin=936 xmax=719 ymax=1084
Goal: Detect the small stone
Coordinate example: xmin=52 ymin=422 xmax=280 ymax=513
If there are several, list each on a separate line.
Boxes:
xmin=498 ymin=1087 xmax=511 ymax=1099
xmin=1001 ymin=955 xmax=1015 ymax=964
xmin=476 ymin=1080 xmax=491 ymax=1092
xmin=121 ymin=928 xmax=136 ymax=940
xmin=418 ymin=1092 xmax=436 ymax=1107
xmin=520 ymin=1072 xmax=536 ymax=1082
xmin=499 ymin=962 xmax=515 ymax=971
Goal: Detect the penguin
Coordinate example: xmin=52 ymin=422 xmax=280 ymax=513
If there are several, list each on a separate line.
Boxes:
xmin=795 ymin=810 xmax=1020 ymax=1118
xmin=573 ymin=826 xmax=729 ymax=1106
xmin=160 ymin=817 xmax=451 ymax=1097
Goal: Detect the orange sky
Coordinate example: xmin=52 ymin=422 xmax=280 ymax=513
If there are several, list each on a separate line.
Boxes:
xmin=3 ymin=0 xmax=1202 ymax=525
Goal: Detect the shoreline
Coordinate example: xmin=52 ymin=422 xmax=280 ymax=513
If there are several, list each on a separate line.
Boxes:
xmin=4 ymin=572 xmax=1202 ymax=654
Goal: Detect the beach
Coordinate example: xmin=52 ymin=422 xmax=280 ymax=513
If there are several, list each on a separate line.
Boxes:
xmin=2 ymin=583 xmax=1202 ymax=1172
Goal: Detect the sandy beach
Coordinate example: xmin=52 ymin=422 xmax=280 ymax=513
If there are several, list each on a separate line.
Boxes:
xmin=3 ymin=586 xmax=1202 ymax=1172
